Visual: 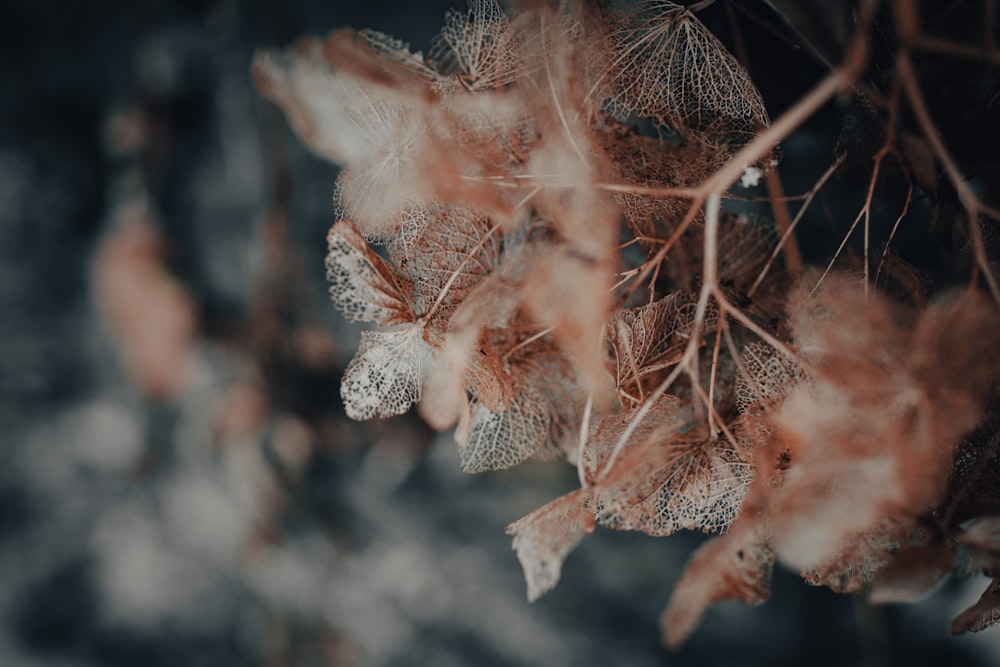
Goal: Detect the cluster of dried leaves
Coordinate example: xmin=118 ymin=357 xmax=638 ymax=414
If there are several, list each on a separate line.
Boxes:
xmin=253 ymin=0 xmax=1000 ymax=649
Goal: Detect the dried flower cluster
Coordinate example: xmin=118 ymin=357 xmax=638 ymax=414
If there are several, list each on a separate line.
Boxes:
xmin=254 ymin=0 xmax=1000 ymax=648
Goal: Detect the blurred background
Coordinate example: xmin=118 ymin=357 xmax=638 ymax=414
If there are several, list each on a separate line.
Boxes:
xmin=2 ymin=0 xmax=999 ymax=665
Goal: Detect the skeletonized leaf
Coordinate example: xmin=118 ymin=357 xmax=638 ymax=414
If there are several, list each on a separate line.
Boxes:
xmin=803 ymin=516 xmax=921 ymax=595
xmin=952 ymin=577 xmax=1000 ymax=635
xmin=506 ymin=489 xmax=594 ymax=602
xmin=459 ymin=337 xmax=581 ymax=472
xmin=596 ymin=421 xmax=753 ymax=536
xmin=341 ymin=325 xmax=432 ymax=420
xmin=594 ymin=118 xmax=720 ymax=252
xmin=256 ymin=31 xmax=461 ymax=239
xmin=583 ymin=394 xmax=686 ymax=485
xmin=360 ymin=29 xmax=446 ymax=85
xmin=735 ymin=341 xmax=804 ymax=413
xmin=433 ymin=0 xmax=518 ymax=92
xmin=607 ymin=291 xmax=708 ymax=404
xmin=460 ymin=384 xmax=553 ymax=473
xmin=387 ymin=205 xmax=501 ymax=324
xmin=253 ymin=32 xmax=425 ymax=167
xmin=325 ymin=219 xmax=414 ymax=325
xmin=607 ymin=1 xmax=768 ymax=141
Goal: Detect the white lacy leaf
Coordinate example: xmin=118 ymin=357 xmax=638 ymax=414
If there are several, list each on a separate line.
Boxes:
xmin=341 ymin=326 xmax=432 ymax=420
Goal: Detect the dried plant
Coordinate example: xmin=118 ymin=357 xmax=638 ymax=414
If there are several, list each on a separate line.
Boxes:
xmin=253 ymin=0 xmax=1000 ymax=649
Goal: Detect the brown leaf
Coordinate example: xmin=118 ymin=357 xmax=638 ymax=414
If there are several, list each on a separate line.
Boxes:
xmin=606 ymin=1 xmax=768 ymax=142
xmin=521 ymin=246 xmax=616 ymax=406
xmin=951 ymin=577 xmax=1000 ymax=635
xmin=869 ymin=536 xmax=954 ymax=605
xmin=595 ymin=420 xmax=753 ymax=537
xmin=459 ymin=335 xmax=581 ymax=472
xmin=661 ymin=520 xmax=774 ymax=650
xmin=325 ymin=219 xmax=414 ymax=326
xmin=506 ymin=489 xmax=594 ymax=602
xmin=606 ymin=291 xmax=707 ymax=405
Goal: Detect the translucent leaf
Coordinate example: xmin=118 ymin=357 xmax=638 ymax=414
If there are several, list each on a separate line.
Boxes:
xmin=594 ymin=119 xmax=721 ymax=250
xmin=596 ymin=421 xmax=753 ymax=536
xmin=661 ymin=521 xmax=774 ymax=649
xmin=433 ymin=0 xmax=518 ymax=92
xmin=360 ymin=29 xmax=446 ymax=85
xmin=340 ymin=326 xmax=432 ymax=420
xmin=256 ymin=32 xmax=448 ymax=238
xmin=506 ymin=489 xmax=594 ymax=602
xmin=458 ymin=337 xmax=581 ymax=473
xmin=325 ymin=219 xmax=413 ymax=325
xmin=582 ymin=395 xmax=686 ymax=485
xmin=803 ymin=516 xmax=921 ymax=595
xmin=460 ymin=384 xmax=552 ymax=473
xmin=521 ymin=246 xmax=616 ymax=405
xmin=607 ymin=1 xmax=768 ymax=141
xmin=607 ymin=291 xmax=709 ymax=404
xmin=735 ymin=341 xmax=804 ymax=413
xmin=770 ymin=282 xmax=1000 ymax=572
xmin=253 ymin=32 xmax=424 ymax=167
xmin=387 ymin=205 xmax=501 ymax=323
xmin=417 ymin=278 xmax=523 ymax=432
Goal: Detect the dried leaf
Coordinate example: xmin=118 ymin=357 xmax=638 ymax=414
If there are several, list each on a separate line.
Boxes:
xmin=386 ymin=205 xmax=501 ymax=326
xmin=340 ymin=326 xmax=433 ymax=420
xmin=583 ymin=395 xmax=686 ymax=485
xmin=803 ymin=516 xmax=922 ymax=595
xmin=607 ymin=291 xmax=707 ymax=405
xmin=596 ymin=421 xmax=753 ymax=536
xmin=432 ymin=0 xmax=518 ymax=92
xmin=325 ymin=219 xmax=414 ymax=325
xmin=521 ymin=246 xmax=616 ymax=405
xmin=459 ymin=336 xmax=581 ymax=472
xmin=661 ymin=521 xmax=774 ymax=649
xmin=735 ymin=341 xmax=803 ymax=413
xmin=607 ymin=1 xmax=768 ymax=141
xmin=506 ymin=489 xmax=594 ymax=602
xmin=951 ymin=577 xmax=1000 ymax=635
xmin=869 ymin=537 xmax=954 ymax=604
